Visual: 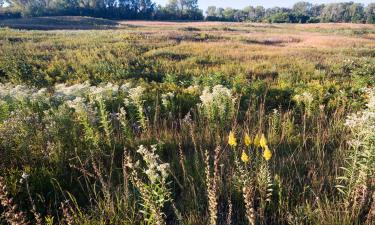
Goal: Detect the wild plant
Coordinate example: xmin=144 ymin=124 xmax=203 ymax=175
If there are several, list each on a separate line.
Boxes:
xmin=20 ymin=173 xmax=42 ymax=225
xmin=205 ymin=146 xmax=221 ymax=225
xmin=125 ymin=145 xmax=172 ymax=224
xmin=127 ymin=86 xmax=148 ymax=131
xmin=337 ymin=88 xmax=375 ymax=221
xmin=293 ymin=91 xmax=314 ymax=145
xmin=198 ymin=85 xmax=236 ymax=129
xmin=0 ymin=176 xmax=28 ymax=225
xmin=230 ymin=131 xmax=274 ymax=225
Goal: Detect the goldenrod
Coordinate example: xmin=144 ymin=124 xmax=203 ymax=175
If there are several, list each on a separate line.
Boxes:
xmin=254 ymin=134 xmax=260 ymax=147
xmin=241 ymin=151 xmax=249 ymax=163
xmin=244 ymin=133 xmax=251 ymax=147
xmin=260 ymin=134 xmax=267 ymax=149
xmin=228 ymin=131 xmax=237 ymax=147
xmin=263 ymin=145 xmax=272 ymax=161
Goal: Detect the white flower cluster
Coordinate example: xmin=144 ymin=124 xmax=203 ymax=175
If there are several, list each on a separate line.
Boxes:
xmin=136 ymin=145 xmax=169 ymax=184
xmin=127 ymin=86 xmax=145 ymax=105
xmin=293 ymin=91 xmax=314 ymax=106
xmin=345 ymin=89 xmax=375 ymax=135
xmin=0 ymin=83 xmax=40 ymax=101
xmin=199 ymin=85 xmax=236 ymax=124
xmin=161 ymin=92 xmax=174 ymax=109
xmin=0 ymin=82 xmax=132 ymax=102
xmin=54 ymin=82 xmax=128 ymax=101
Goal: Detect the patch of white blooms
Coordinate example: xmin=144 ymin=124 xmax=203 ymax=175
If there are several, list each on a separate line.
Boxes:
xmin=199 ymin=85 xmax=236 ymax=124
xmin=338 ymin=88 xmax=375 ymax=197
xmin=0 ymin=82 xmax=133 ymax=105
xmin=0 ymin=83 xmax=39 ymax=101
xmin=293 ymin=91 xmax=315 ymax=115
xmin=136 ymin=145 xmax=169 ymax=184
xmin=127 ymin=86 xmax=145 ymax=105
xmin=293 ymin=92 xmax=314 ymax=107
xmin=345 ymin=89 xmax=375 ymax=136
xmin=161 ymin=92 xmax=174 ymax=109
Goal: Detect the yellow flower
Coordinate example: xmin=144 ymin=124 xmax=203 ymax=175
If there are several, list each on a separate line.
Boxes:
xmin=263 ymin=145 xmax=272 ymax=161
xmin=260 ymin=134 xmax=267 ymax=149
xmin=228 ymin=131 xmax=237 ymax=147
xmin=241 ymin=151 xmax=249 ymax=163
xmin=244 ymin=133 xmax=251 ymax=147
xmin=254 ymin=134 xmax=260 ymax=147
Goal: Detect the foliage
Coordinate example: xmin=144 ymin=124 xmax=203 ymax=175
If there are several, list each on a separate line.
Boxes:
xmin=0 ymin=22 xmax=375 ymax=225
xmin=205 ymin=1 xmax=375 ymax=24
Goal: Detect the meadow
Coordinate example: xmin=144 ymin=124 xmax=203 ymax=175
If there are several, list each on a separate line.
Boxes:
xmin=0 ymin=19 xmax=375 ymax=225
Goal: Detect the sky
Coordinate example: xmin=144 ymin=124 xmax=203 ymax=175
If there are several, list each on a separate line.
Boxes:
xmin=154 ymin=0 xmax=374 ymax=9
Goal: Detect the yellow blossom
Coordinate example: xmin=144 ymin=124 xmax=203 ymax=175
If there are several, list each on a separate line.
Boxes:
xmin=228 ymin=131 xmax=237 ymax=147
xmin=241 ymin=151 xmax=249 ymax=163
xmin=254 ymin=134 xmax=260 ymax=147
xmin=260 ymin=134 xmax=267 ymax=149
xmin=244 ymin=133 xmax=251 ymax=147
xmin=263 ymin=145 xmax=272 ymax=161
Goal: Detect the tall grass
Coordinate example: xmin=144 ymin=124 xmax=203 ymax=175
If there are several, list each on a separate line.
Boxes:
xmin=0 ymin=23 xmax=375 ymax=224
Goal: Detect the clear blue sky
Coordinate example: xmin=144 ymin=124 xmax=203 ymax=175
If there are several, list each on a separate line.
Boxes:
xmin=154 ymin=0 xmax=374 ymax=9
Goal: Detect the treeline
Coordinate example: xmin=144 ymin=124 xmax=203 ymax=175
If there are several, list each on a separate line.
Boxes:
xmin=206 ymin=2 xmax=375 ymax=23
xmin=0 ymin=0 xmax=374 ymax=23
xmin=0 ymin=0 xmax=203 ymax=20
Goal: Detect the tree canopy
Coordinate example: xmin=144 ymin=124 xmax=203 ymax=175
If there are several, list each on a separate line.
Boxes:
xmin=0 ymin=0 xmax=374 ymax=23
xmin=206 ymin=1 xmax=375 ymax=24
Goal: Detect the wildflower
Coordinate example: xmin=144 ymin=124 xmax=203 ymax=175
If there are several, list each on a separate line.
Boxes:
xmin=263 ymin=146 xmax=272 ymax=161
xmin=20 ymin=172 xmax=29 ymax=184
xmin=260 ymin=134 xmax=267 ymax=149
xmin=244 ymin=133 xmax=251 ymax=147
xmin=228 ymin=131 xmax=237 ymax=147
xmin=21 ymin=172 xmax=29 ymax=180
xmin=254 ymin=134 xmax=260 ymax=147
xmin=128 ymin=86 xmax=145 ymax=104
xmin=241 ymin=151 xmax=249 ymax=163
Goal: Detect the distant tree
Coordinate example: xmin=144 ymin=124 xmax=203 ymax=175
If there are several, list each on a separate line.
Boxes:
xmin=265 ymin=7 xmax=290 ymax=18
xmin=215 ymin=7 xmax=224 ymax=18
xmin=321 ymin=3 xmax=342 ymax=22
xmin=1 ymin=0 xmax=373 ymax=23
xmin=243 ymin=5 xmax=264 ymax=22
xmin=349 ymin=3 xmax=364 ymax=23
xmin=206 ymin=5 xmax=216 ymax=17
xmin=234 ymin=9 xmax=246 ymax=21
xmin=223 ymin=7 xmax=236 ymax=20
xmin=365 ymin=3 xmax=375 ymax=23
xmin=156 ymin=0 xmax=201 ymax=20
xmin=254 ymin=6 xmax=265 ymax=21
xmin=137 ymin=0 xmax=155 ymax=18
xmin=242 ymin=5 xmax=254 ymax=20
xmin=268 ymin=12 xmax=290 ymax=23
xmin=310 ymin=4 xmax=324 ymax=18
xmin=293 ymin=1 xmax=312 ymax=16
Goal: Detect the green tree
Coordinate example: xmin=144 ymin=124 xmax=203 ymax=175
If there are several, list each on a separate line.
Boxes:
xmin=223 ymin=7 xmax=236 ymax=20
xmin=365 ymin=3 xmax=375 ymax=24
xmin=206 ymin=5 xmax=216 ymax=17
xmin=255 ymin=6 xmax=265 ymax=21
xmin=293 ymin=1 xmax=313 ymax=15
xmin=349 ymin=3 xmax=364 ymax=23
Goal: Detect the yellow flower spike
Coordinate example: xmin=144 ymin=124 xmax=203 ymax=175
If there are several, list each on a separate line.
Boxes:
xmin=241 ymin=151 xmax=249 ymax=163
xmin=263 ymin=145 xmax=272 ymax=161
xmin=254 ymin=134 xmax=260 ymax=147
xmin=228 ymin=131 xmax=237 ymax=147
xmin=260 ymin=134 xmax=267 ymax=149
xmin=244 ymin=133 xmax=251 ymax=147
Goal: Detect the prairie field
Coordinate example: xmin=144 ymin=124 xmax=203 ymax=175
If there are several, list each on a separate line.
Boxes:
xmin=0 ymin=19 xmax=375 ymax=225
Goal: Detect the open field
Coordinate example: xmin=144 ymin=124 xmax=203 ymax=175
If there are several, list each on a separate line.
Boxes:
xmin=0 ymin=18 xmax=375 ymax=225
